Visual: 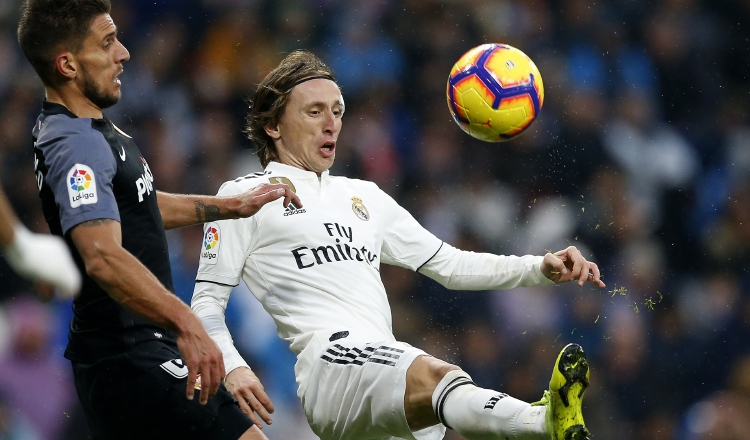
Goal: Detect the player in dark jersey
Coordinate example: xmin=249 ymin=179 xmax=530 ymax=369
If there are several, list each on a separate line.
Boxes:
xmin=17 ymin=1 xmax=298 ymax=439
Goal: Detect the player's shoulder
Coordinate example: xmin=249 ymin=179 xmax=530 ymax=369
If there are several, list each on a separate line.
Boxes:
xmin=37 ymin=113 xmax=100 ymax=142
xmin=329 ymin=174 xmax=382 ymax=194
xmin=35 ymin=115 xmax=116 ymax=171
xmin=36 ymin=114 xmax=109 ymax=160
xmin=329 ymin=175 xmax=393 ymax=206
xmin=217 ymin=170 xmax=272 ymax=196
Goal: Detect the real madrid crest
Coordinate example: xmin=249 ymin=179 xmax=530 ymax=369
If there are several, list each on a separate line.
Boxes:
xmin=351 ymin=197 xmax=370 ymax=221
xmin=268 ymin=176 xmax=296 ymax=193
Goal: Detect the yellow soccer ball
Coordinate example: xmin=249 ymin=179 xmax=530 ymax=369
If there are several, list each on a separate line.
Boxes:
xmin=446 ymin=43 xmax=544 ymax=142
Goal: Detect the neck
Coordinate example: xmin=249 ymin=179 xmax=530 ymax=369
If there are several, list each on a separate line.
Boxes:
xmin=275 ymin=156 xmax=324 ymax=178
xmin=45 ymin=86 xmax=104 ymax=119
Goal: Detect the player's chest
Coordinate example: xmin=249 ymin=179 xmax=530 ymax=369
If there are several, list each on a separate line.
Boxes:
xmin=256 ymin=182 xmax=382 ymax=251
xmin=104 ymin=128 xmax=157 ymax=208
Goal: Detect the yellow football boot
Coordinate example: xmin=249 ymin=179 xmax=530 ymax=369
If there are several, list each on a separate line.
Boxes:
xmin=532 ymin=343 xmax=591 ymax=440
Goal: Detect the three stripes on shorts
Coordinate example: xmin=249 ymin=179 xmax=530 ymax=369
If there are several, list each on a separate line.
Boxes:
xmin=321 ymin=344 xmax=404 ymax=367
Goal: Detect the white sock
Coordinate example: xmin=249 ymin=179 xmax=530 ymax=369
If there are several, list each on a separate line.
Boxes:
xmin=431 ymin=370 xmax=548 ymax=440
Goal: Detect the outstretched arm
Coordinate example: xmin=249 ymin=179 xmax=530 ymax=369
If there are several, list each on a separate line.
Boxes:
xmin=418 ymin=243 xmax=605 ymax=290
xmin=156 ymin=183 xmax=301 ymax=229
xmin=0 ymin=187 xmax=81 ymax=298
xmin=70 ymin=218 xmax=223 ymax=405
xmin=378 ymin=187 xmax=603 ymax=290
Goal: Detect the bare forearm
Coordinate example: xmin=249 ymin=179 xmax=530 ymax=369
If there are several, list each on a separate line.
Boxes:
xmin=71 ymin=219 xmax=195 ymax=332
xmin=90 ymin=245 xmax=195 ymax=331
xmin=71 ymin=218 xmax=227 ymax=403
xmin=157 ymin=191 xmax=236 ymax=230
xmin=157 ymin=184 xmax=301 ymax=230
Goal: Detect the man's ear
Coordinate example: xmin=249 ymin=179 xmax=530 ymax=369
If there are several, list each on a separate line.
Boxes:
xmin=55 ymin=52 xmax=77 ymax=80
xmin=264 ymin=123 xmax=281 ymax=140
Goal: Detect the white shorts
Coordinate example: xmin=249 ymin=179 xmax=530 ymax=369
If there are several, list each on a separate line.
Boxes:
xmin=300 ymin=339 xmax=447 ymax=440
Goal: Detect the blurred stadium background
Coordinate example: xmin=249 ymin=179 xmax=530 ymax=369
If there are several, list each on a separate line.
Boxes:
xmin=1 ymin=0 xmax=749 ymax=438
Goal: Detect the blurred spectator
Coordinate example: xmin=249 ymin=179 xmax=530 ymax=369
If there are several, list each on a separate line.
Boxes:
xmin=0 ymin=298 xmax=75 ymax=440
xmin=603 ymin=91 xmax=699 ymax=229
xmin=323 ymin=3 xmax=405 ymax=96
xmin=701 ymin=183 xmax=750 ymax=274
xmin=0 ymin=388 xmax=40 ymax=440
xmin=681 ymin=354 xmax=750 ymax=440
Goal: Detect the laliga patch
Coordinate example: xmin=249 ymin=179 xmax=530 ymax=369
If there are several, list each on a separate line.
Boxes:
xmin=200 ymin=222 xmax=220 ymax=265
xmin=67 ymin=164 xmax=98 ymax=208
xmin=159 ymin=359 xmax=188 ymax=379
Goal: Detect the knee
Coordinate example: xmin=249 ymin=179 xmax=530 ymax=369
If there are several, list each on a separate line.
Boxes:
xmin=405 ymin=357 xmax=463 ymax=429
xmin=419 ymin=356 xmax=462 ymax=386
xmin=407 ymin=356 xmax=461 ymax=391
xmin=430 ymin=361 xmax=461 ymax=384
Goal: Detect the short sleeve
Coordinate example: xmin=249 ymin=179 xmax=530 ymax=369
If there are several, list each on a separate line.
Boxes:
xmin=38 ymin=118 xmax=119 ymax=234
xmin=378 ymin=187 xmax=443 ymax=271
xmin=194 ymin=181 xmax=254 ymax=286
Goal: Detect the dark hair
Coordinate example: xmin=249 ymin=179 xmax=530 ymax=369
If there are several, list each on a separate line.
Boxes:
xmin=17 ymin=0 xmax=111 ymax=86
xmin=246 ymin=50 xmax=337 ymax=168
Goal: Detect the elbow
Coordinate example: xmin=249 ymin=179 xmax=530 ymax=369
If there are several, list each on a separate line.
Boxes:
xmin=191 ymin=298 xmax=204 ymax=314
xmin=82 ymin=252 xmax=115 ymax=283
xmin=155 ymin=193 xmax=175 ymax=230
xmin=191 ymin=294 xmax=227 ymax=324
xmin=160 ymin=212 xmax=177 ymax=230
xmin=83 ymin=257 xmax=108 ymax=281
xmin=419 ymin=267 xmax=459 ymax=290
xmin=191 ymin=295 xmax=220 ymax=313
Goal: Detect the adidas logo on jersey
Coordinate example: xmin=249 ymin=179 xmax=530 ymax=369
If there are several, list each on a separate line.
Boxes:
xmin=284 ymin=201 xmax=306 ymax=216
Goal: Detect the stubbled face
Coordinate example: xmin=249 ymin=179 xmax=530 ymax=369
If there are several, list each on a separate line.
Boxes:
xmin=75 ymin=14 xmax=130 ymax=110
xmin=266 ymin=78 xmax=344 ymax=175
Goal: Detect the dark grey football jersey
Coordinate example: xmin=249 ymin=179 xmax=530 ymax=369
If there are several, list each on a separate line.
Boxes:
xmin=33 ymin=101 xmax=177 ymax=363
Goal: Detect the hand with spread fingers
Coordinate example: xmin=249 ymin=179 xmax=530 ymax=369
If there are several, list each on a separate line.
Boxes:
xmin=232 ymin=183 xmax=303 ymax=219
xmin=225 ymin=366 xmax=275 ymax=428
xmin=541 ymin=246 xmax=606 ymax=288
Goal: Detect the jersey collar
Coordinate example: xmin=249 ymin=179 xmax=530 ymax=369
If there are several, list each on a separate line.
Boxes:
xmin=41 ymin=100 xmax=109 ymax=123
xmin=265 ymin=161 xmax=330 ymax=181
xmin=41 ymin=100 xmax=78 ymax=118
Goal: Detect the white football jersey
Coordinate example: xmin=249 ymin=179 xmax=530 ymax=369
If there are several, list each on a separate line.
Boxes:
xmin=192 ymin=161 xmax=552 ymax=392
xmin=193 ymin=162 xmax=443 ymax=388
